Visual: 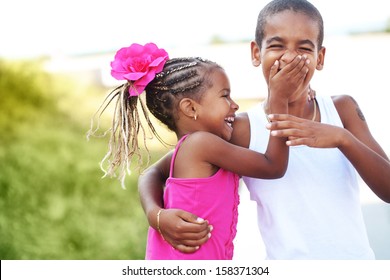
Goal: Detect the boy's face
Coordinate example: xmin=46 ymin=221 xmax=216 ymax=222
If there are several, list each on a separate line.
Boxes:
xmin=251 ymin=10 xmax=325 ymax=98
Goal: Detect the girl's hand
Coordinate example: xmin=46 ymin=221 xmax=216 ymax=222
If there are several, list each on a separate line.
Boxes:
xmin=267 ymin=114 xmax=347 ymax=148
xmin=158 ymin=209 xmax=212 ymax=253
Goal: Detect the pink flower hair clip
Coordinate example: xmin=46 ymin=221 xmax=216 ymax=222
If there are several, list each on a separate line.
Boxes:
xmin=110 ymin=42 xmax=169 ymax=96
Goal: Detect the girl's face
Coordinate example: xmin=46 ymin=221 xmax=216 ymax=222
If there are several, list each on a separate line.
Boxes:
xmin=251 ymin=10 xmax=325 ymax=100
xmin=197 ymin=68 xmax=239 ymax=141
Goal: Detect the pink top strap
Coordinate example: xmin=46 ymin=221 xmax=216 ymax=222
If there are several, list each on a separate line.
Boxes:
xmin=169 ymin=134 xmax=189 ymax=177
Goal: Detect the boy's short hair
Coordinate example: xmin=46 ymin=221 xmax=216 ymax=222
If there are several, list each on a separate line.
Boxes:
xmin=255 ymin=0 xmax=324 ymax=49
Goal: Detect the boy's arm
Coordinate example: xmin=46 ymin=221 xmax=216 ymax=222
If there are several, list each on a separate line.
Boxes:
xmin=334 ymin=95 xmax=390 ymax=202
xmin=138 ymin=151 xmax=211 ymax=252
xmin=268 ymin=95 xmax=390 ymax=202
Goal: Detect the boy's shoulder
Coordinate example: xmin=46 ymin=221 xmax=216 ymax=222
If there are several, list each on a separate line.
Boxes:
xmin=331 ymin=94 xmax=354 ymax=105
xmin=330 ymin=94 xmax=361 ymax=126
xmin=331 ymin=94 xmax=357 ymax=112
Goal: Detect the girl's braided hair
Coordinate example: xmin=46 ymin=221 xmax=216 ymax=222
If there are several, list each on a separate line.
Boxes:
xmin=87 ymin=47 xmax=221 ymax=187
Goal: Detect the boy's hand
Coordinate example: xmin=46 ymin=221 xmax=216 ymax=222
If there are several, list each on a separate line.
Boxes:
xmin=158 ymin=209 xmax=212 ymax=253
xmin=267 ymin=114 xmax=346 ymax=148
xmin=268 ymin=54 xmax=310 ymax=100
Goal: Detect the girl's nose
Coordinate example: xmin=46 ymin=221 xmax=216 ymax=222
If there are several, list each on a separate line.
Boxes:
xmin=231 ymin=100 xmax=239 ymax=111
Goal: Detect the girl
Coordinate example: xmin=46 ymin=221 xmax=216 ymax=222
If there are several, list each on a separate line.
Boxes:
xmin=88 ymin=42 xmax=310 ymax=259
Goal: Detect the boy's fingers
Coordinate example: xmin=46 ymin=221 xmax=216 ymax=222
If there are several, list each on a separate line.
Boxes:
xmin=171 ymin=227 xmax=212 ymax=253
xmin=175 ymin=244 xmax=200 ymax=254
xmin=281 ymin=55 xmax=309 ymax=80
xmin=179 ymin=211 xmax=208 ymax=225
xmin=268 ymin=114 xmax=302 ymax=122
xmin=280 ymin=55 xmax=304 ymax=74
xmin=271 ymin=128 xmax=300 ymax=137
xmin=269 ymin=60 xmax=279 ymax=79
xmin=286 ymin=137 xmax=315 ymax=147
xmin=177 ymin=229 xmax=212 ymax=247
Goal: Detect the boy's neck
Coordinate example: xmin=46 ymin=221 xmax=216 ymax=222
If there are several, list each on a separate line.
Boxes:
xmin=288 ymin=97 xmax=316 ymax=120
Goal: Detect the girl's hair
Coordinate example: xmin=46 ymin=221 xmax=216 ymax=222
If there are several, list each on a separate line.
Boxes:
xmin=255 ymin=0 xmax=324 ymax=49
xmin=88 ymin=56 xmax=221 ymax=187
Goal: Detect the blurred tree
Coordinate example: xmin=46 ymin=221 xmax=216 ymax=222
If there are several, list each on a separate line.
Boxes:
xmin=0 ymin=59 xmax=149 ymax=260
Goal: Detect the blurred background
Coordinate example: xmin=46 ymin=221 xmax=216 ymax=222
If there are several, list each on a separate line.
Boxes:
xmin=1 ymin=0 xmax=389 ymax=260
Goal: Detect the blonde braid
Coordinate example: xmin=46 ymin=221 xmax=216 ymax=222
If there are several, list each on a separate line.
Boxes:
xmin=87 ymin=83 xmax=153 ymax=188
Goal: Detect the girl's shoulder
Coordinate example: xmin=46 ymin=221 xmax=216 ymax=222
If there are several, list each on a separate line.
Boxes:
xmin=184 ymin=131 xmax=222 ymax=146
xmin=173 ymin=132 xmax=222 ymax=178
xmin=182 ymin=132 xmax=231 ymax=157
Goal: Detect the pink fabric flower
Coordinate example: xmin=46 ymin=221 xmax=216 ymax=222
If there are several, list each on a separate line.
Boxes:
xmin=110 ymin=43 xmax=169 ymax=96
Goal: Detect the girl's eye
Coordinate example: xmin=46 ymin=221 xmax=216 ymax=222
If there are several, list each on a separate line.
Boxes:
xmin=221 ymin=90 xmax=230 ymax=98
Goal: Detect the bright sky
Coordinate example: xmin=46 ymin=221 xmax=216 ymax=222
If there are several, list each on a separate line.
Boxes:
xmin=1 ymin=0 xmax=389 ymax=58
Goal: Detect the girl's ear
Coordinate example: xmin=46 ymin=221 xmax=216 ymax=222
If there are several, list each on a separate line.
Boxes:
xmin=251 ymin=40 xmax=261 ymax=67
xmin=179 ymin=98 xmax=197 ymax=118
xmin=316 ymin=46 xmax=326 ymax=70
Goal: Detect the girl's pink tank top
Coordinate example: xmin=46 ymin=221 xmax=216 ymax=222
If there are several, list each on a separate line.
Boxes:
xmin=145 ymin=134 xmax=240 ymax=259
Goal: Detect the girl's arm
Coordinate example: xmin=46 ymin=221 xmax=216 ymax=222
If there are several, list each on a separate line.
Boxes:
xmin=268 ymin=95 xmax=390 ymax=202
xmin=138 ymin=151 xmax=211 ymax=252
xmin=188 ymin=57 xmax=312 ymax=178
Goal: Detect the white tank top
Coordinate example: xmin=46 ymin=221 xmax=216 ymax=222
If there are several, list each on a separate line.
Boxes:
xmin=243 ymin=95 xmax=375 ymax=259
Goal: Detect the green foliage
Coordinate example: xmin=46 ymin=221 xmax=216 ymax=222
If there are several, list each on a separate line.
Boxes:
xmin=0 ymin=59 xmax=163 ymax=259
xmin=386 ymin=18 xmax=390 ymax=33
xmin=0 ymin=60 xmax=52 ymax=140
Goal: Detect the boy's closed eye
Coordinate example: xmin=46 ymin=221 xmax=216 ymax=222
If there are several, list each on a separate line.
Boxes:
xmin=299 ymin=47 xmax=314 ymax=52
xmin=267 ymin=44 xmax=284 ymax=49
